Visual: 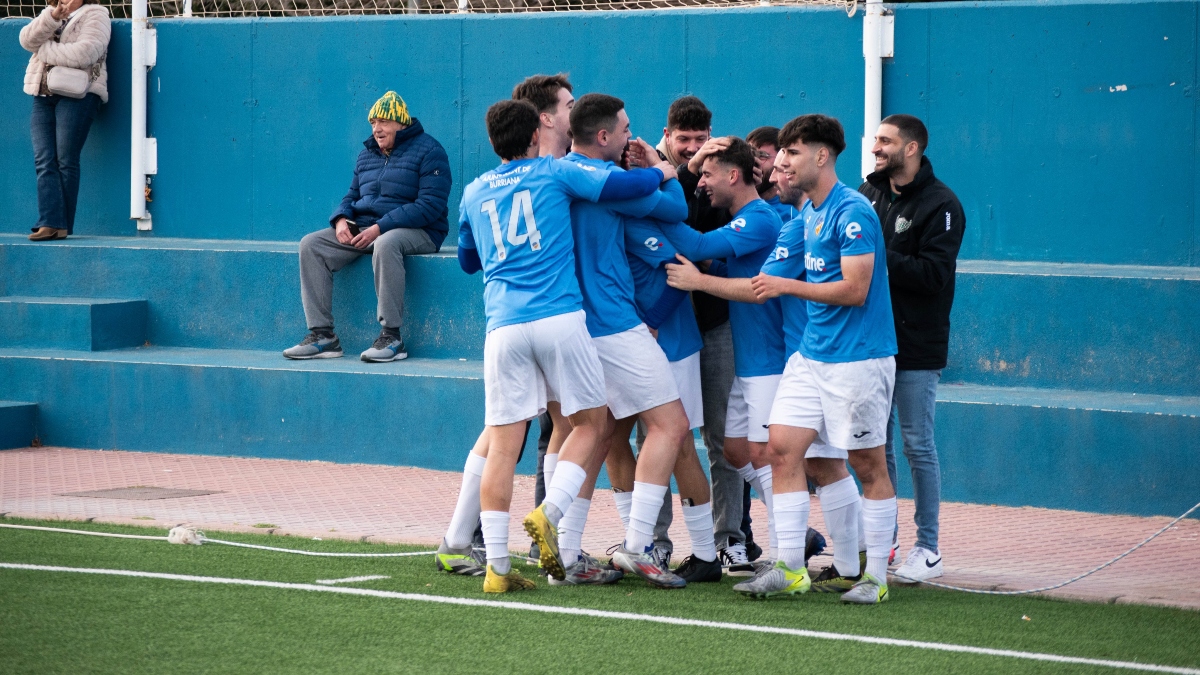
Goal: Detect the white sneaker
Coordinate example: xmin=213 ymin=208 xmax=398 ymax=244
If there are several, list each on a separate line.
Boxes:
xmin=892 ymin=546 xmax=943 ymax=584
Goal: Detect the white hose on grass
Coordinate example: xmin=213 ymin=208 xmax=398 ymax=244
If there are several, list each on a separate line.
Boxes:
xmin=0 ymin=523 xmax=434 ymax=558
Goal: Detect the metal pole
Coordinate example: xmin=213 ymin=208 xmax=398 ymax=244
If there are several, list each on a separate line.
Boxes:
xmin=130 ymin=0 xmax=156 ymax=229
xmin=861 ymin=0 xmax=883 ymax=181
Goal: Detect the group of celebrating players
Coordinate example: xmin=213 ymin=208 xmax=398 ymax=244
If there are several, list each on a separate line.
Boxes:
xmin=434 ymin=73 xmax=902 ymax=605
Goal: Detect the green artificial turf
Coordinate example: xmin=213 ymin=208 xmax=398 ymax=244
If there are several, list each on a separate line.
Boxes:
xmin=1 ymin=517 xmax=1197 ymax=674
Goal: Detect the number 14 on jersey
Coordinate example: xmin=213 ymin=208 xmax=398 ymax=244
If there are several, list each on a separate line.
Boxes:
xmin=482 ymin=189 xmax=541 ymax=260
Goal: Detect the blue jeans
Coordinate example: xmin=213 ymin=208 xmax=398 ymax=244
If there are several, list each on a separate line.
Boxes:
xmin=31 ymin=93 xmax=100 ymax=234
xmin=885 ymin=369 xmax=942 ymax=552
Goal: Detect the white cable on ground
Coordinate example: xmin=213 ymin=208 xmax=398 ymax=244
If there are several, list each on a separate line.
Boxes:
xmin=0 ymin=523 xmax=434 ymax=557
xmin=892 ymin=499 xmax=1200 ymax=595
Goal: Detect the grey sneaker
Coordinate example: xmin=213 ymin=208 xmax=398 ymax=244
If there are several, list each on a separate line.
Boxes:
xmin=719 ymin=543 xmax=755 ymax=577
xmin=841 ymin=572 xmax=889 ymax=604
xmin=733 ymin=559 xmax=810 ymax=598
xmin=283 ymin=331 xmax=343 ymax=360
xmin=610 ymin=545 xmax=686 ymax=589
xmin=433 ymin=540 xmax=487 ymax=577
xmin=548 ymin=554 xmax=625 ymax=586
xmin=360 ymin=332 xmax=408 ymax=362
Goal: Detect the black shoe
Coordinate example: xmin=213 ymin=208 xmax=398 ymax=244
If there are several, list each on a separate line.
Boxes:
xmin=805 ymin=527 xmax=827 ymax=563
xmin=673 ymin=554 xmax=723 ymax=583
xmin=810 ymin=563 xmax=862 ymax=593
xmin=745 ymin=534 xmax=763 ymax=562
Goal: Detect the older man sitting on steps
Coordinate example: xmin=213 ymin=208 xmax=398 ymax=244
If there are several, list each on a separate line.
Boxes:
xmin=285 ymin=91 xmax=452 ymax=363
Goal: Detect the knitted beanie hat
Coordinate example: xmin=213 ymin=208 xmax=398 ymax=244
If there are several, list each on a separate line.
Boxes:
xmin=369 ymin=91 xmax=411 ymax=126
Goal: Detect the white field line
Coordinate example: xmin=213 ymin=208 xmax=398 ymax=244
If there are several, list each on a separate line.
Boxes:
xmin=0 ymin=524 xmax=164 ymax=540
xmin=314 ymin=575 xmax=391 ymax=585
xmin=1 ymin=563 xmax=1197 ymax=674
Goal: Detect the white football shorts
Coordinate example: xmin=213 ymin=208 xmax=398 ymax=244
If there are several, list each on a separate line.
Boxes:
xmin=769 ymin=352 xmax=896 ymax=451
xmin=668 ymin=351 xmax=704 ymax=430
xmin=483 ymin=310 xmax=606 ymax=426
xmin=725 ymin=373 xmax=782 ymax=443
xmin=591 ymin=323 xmax=680 ymax=420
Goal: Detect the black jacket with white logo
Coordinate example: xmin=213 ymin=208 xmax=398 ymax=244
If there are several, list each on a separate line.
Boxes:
xmin=858 ymin=157 xmax=965 ymax=371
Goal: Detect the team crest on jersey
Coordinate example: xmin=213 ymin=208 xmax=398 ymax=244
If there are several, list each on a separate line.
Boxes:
xmin=895 ymin=217 xmax=912 ymax=234
xmin=775 ymin=246 xmax=789 ymax=260
xmin=728 ymin=217 xmax=746 ymax=232
xmin=814 ymin=217 xmax=825 ymax=236
xmin=644 ymin=237 xmax=663 ymax=251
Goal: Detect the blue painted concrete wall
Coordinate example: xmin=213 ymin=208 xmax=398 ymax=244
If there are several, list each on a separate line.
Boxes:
xmin=4 ymin=1 xmax=1194 ymax=264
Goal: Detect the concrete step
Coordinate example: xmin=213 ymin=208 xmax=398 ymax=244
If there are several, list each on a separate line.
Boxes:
xmin=2 ymin=343 xmax=1196 ymax=517
xmin=0 ymin=235 xmax=485 ymax=360
xmin=7 ymin=236 xmax=1199 ymax=395
xmin=947 ymin=260 xmax=1200 ymax=396
xmin=0 ymin=346 xmax=539 ymax=473
xmin=0 ymin=296 xmax=147 ymax=351
xmin=0 ymin=401 xmax=37 ymax=450
xmin=902 ymin=383 xmax=1200 ymax=518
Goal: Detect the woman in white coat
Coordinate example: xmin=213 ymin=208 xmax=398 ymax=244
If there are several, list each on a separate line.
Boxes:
xmin=19 ymin=0 xmax=111 ymax=241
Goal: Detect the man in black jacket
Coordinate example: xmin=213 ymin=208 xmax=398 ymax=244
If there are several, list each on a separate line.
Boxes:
xmin=858 ymin=114 xmax=965 ymax=583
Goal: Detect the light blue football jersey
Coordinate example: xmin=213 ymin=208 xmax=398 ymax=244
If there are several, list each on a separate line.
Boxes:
xmin=759 ymin=212 xmax=808 ymax=358
xmin=458 ymin=155 xmax=610 ymax=332
xmin=624 ymin=218 xmax=703 ymax=362
xmin=564 ymin=152 xmax=667 ymax=338
xmin=800 ymin=181 xmax=898 ymax=363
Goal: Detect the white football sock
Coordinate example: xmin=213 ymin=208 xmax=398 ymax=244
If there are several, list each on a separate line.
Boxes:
xmin=612 ymin=490 xmax=632 ymax=529
xmin=736 ymin=462 xmax=758 ymax=489
xmin=625 ymin=481 xmax=668 ymax=552
xmin=558 ymin=497 xmax=591 ymax=567
xmin=480 ymin=510 xmax=510 ymax=574
xmin=543 ymin=453 xmax=559 ymax=493
xmin=773 ymin=490 xmax=811 ymax=570
xmin=445 ymin=452 xmax=486 ymax=549
xmin=755 ymin=465 xmax=777 ymax=557
xmin=862 ymin=496 xmax=898 ymax=582
xmin=543 ymin=460 xmax=586 ymax=526
xmin=682 ymin=501 xmax=717 ymax=562
xmin=816 ymin=476 xmax=861 ymax=577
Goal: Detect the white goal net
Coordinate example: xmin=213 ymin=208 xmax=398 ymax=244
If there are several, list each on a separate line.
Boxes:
xmin=2 ymin=0 xmax=857 ymax=20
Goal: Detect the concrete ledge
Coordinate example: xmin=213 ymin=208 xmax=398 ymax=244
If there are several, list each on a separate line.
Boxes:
xmin=0 ymin=401 xmax=37 ymax=450
xmin=0 ymin=297 xmax=147 ymax=351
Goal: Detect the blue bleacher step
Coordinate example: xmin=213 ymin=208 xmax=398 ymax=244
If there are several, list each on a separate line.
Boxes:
xmin=0 ymin=346 xmax=537 ymax=474
xmin=0 ymin=234 xmax=484 ymax=360
xmin=0 ymin=401 xmax=37 ymax=450
xmin=908 ymin=383 xmax=1200 ymax=518
xmin=948 ymin=260 xmax=1200 ymax=396
xmin=0 ymin=296 xmax=147 ymax=351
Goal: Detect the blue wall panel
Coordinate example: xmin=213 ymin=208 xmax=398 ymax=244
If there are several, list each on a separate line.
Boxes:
xmin=887 ymin=0 xmax=1199 ymax=265
xmin=6 ymin=3 xmax=1196 ymax=264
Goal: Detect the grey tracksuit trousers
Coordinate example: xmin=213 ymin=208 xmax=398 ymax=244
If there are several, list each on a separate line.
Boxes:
xmin=299 ymin=226 xmax=436 ymax=331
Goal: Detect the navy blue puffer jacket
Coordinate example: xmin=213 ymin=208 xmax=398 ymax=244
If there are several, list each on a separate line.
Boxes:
xmin=330 ymin=119 xmax=452 ymax=249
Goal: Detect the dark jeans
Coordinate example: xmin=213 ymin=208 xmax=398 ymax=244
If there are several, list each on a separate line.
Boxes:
xmin=31 ymin=94 xmax=100 ymax=234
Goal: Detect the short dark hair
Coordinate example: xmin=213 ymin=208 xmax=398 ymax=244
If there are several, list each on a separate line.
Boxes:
xmin=706 ymin=136 xmax=757 ymax=186
xmin=569 ymin=93 xmax=625 ymax=145
xmin=746 ymin=126 xmax=780 ymax=149
xmin=511 ymin=74 xmax=573 ymax=115
xmin=486 ymin=99 xmax=540 ymax=161
xmin=666 ymin=96 xmax=712 ymax=132
xmin=881 ymin=114 xmax=929 ymax=154
xmin=778 ymin=114 xmax=846 ymax=157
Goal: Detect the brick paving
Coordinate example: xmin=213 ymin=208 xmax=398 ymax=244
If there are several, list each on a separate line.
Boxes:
xmin=1 ymin=447 xmax=1196 ymax=609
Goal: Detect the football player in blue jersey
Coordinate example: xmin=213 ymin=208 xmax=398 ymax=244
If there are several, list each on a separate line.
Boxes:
xmin=454 ymin=99 xmax=677 ymax=592
xmin=435 ymin=76 xmax=576 ymax=580
xmin=535 ymin=94 xmax=719 ymax=588
xmin=654 ymin=137 xmax=787 ymax=568
xmin=749 ymin=114 xmax=899 ymax=604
